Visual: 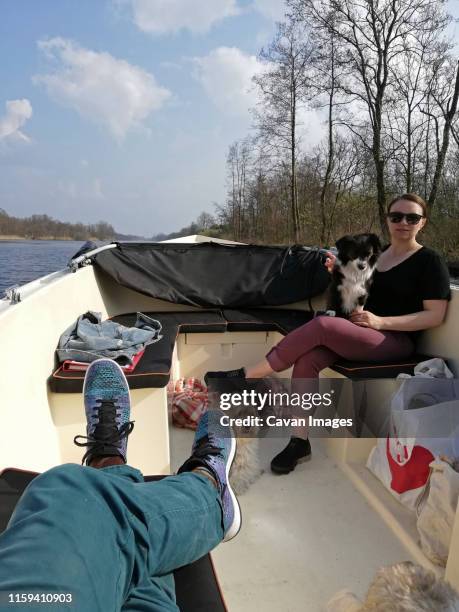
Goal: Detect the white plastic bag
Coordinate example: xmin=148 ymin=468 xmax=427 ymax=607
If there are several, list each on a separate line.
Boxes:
xmin=398 ymin=357 xmax=454 ymax=380
xmin=367 ymin=358 xmax=459 ymax=510
xmin=417 ymin=459 xmax=459 ymax=566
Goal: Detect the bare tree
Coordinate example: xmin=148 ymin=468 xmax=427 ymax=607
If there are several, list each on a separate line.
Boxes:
xmin=253 ymin=20 xmax=315 ymax=242
xmin=387 ymin=41 xmax=436 ymax=193
xmin=226 ymin=139 xmax=251 ymax=240
xmin=196 ymin=212 xmax=216 ymax=231
xmin=426 ymin=59 xmax=459 ymax=211
xmin=289 ymin=0 xmax=451 ymax=234
xmin=306 ymin=20 xmax=352 ymax=243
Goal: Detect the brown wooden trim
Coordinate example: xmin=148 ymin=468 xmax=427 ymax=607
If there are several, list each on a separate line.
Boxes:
xmin=209 ymin=553 xmax=229 ymax=612
xmin=334 ymin=361 xmax=420 ymax=372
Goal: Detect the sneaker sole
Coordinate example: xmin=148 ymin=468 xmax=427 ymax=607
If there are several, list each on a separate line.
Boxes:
xmin=270 ymin=453 xmax=311 ymax=475
xmin=223 ymin=433 xmax=242 ymax=542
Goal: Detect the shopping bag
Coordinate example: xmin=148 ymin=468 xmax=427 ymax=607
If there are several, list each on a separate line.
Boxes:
xmin=367 ymin=359 xmax=459 ymax=509
xmin=416 ymin=459 xmax=459 ymax=566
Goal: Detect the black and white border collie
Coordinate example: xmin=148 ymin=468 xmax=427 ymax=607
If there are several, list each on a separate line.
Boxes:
xmin=328 ymin=233 xmax=382 ymax=318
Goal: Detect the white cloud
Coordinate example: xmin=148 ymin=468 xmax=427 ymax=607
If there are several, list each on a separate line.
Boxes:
xmin=0 ymin=99 xmax=33 ymax=142
xmin=127 ymin=0 xmax=240 ymax=34
xmin=192 ymin=47 xmax=268 ymax=117
xmin=253 ymin=0 xmax=287 ymax=21
xmin=34 ymin=38 xmax=171 ymax=140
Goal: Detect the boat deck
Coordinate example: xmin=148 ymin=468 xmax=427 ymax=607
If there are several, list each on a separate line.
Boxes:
xmin=171 ymin=429 xmax=423 ymax=612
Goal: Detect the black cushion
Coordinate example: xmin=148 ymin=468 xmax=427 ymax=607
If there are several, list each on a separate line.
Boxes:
xmin=0 ymin=469 xmax=227 ymax=612
xmin=222 ymin=308 xmax=313 ymax=333
xmin=0 ymin=468 xmax=38 ymax=532
xmin=113 ymin=311 xmax=227 ymax=335
xmin=330 ymin=354 xmax=433 ymax=379
xmin=48 ymin=311 xmax=228 ymax=393
xmin=48 ymin=309 xmax=314 ymax=393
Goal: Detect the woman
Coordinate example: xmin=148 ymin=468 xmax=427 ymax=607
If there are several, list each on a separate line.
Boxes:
xmin=207 ymin=193 xmax=451 ymax=474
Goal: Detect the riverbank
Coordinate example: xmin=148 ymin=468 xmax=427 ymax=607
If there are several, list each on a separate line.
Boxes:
xmin=0 ymin=235 xmax=100 ymax=241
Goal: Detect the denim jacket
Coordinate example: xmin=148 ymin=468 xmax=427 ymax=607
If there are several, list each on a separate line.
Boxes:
xmin=57 ymin=311 xmax=163 ymax=365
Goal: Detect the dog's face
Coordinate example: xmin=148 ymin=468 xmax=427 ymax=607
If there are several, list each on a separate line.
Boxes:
xmin=335 ymin=233 xmax=381 ymax=274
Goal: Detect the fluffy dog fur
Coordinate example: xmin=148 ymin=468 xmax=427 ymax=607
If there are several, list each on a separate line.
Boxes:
xmin=230 ymin=437 xmax=263 ymax=495
xmin=326 ymin=562 xmax=459 ymax=612
xmin=328 ymin=233 xmax=381 ymax=317
xmin=223 ymin=378 xmax=290 ymax=494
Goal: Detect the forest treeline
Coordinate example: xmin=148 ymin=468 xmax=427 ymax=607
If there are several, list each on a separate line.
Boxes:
xmin=183 ymin=0 xmax=459 ymax=260
xmin=0 ymin=209 xmax=115 ymax=241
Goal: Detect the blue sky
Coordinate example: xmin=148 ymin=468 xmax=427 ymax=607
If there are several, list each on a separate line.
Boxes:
xmin=0 ymin=0 xmax=458 ymax=236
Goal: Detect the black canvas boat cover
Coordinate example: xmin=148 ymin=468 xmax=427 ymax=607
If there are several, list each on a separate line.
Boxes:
xmin=91 ymin=242 xmax=330 ymax=308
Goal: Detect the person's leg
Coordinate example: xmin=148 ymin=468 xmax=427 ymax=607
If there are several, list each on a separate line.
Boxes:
xmin=0 ymin=464 xmax=222 ymax=612
xmin=0 ymin=360 xmax=239 ymax=612
xmin=0 ymin=464 xmax=142 ymax=612
xmin=122 ymin=574 xmax=178 ymax=612
xmin=291 ymin=345 xmax=340 ymax=379
xmin=265 ymin=315 xmax=414 ymax=373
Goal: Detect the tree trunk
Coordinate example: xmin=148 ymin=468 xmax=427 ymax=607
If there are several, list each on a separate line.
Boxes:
xmin=373 ymin=94 xmax=387 ymax=237
xmin=291 ymin=73 xmax=301 ymax=243
xmin=406 ymin=110 xmax=412 ymax=192
xmin=428 ymin=61 xmax=459 ymax=211
xmin=319 ymin=54 xmax=335 ymax=245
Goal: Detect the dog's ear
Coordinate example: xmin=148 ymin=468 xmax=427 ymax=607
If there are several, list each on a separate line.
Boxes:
xmin=367 ymin=233 xmax=382 ymax=255
xmin=335 ymin=235 xmax=353 ymax=254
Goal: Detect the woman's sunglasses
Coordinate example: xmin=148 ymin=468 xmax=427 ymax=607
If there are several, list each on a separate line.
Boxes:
xmin=387 ymin=212 xmax=425 ymax=225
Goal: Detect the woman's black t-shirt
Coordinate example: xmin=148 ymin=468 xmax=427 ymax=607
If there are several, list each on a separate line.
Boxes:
xmin=365 ymin=246 xmax=451 ymax=322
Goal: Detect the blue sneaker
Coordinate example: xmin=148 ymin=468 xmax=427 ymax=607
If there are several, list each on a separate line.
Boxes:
xmin=74 ymin=359 xmax=134 ymax=465
xmin=178 ymin=409 xmax=241 ymax=542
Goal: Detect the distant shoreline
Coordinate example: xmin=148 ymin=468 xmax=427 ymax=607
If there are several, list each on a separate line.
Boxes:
xmin=0 ymin=235 xmax=93 ymax=241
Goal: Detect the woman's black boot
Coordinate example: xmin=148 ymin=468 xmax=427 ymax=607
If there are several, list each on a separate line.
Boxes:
xmin=270 ymin=437 xmax=311 ymax=474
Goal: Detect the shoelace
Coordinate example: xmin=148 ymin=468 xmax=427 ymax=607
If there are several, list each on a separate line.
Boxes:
xmin=74 ymin=399 xmax=134 ymax=464
xmin=189 ymin=434 xmax=225 ymax=495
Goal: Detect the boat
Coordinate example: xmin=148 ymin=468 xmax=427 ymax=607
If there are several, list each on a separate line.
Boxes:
xmin=1 ymin=235 xmax=458 ymax=610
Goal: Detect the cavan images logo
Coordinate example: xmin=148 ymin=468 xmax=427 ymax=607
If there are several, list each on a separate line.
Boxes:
xmin=218 ymin=389 xmax=353 ymax=431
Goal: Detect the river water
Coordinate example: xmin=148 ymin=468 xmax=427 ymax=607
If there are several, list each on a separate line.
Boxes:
xmin=0 ymin=240 xmax=84 ymax=295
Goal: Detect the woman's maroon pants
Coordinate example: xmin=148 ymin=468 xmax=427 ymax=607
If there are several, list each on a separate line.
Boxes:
xmin=266 ymin=315 xmax=414 ymax=378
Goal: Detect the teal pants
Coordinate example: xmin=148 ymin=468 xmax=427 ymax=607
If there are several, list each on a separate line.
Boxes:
xmin=0 ymin=464 xmax=224 ymax=611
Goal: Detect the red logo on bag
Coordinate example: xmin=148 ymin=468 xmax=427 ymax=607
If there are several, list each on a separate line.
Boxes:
xmin=386 ymin=437 xmax=434 ymax=494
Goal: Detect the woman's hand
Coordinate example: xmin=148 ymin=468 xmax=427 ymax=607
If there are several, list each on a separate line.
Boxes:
xmin=324 ymin=251 xmax=336 ymax=274
xmin=350 ymin=310 xmax=384 ymax=330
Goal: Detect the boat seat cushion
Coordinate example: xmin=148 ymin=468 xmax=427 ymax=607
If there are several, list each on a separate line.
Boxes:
xmin=328 ymin=353 xmax=433 ymax=379
xmin=48 ymin=309 xmax=313 ymax=393
xmin=0 ymin=469 xmax=227 ymax=612
xmin=222 ymin=308 xmax=313 ymax=333
xmin=48 ymin=311 xmax=228 ymax=393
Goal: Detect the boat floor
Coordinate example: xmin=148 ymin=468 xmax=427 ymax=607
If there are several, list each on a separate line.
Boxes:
xmin=170 ymin=429 xmax=421 ymax=612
